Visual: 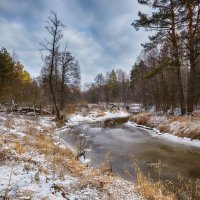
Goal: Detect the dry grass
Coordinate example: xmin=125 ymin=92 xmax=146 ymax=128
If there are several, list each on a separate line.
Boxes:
xmin=72 ymin=168 xmax=112 ymax=194
xmin=13 ymin=141 xmax=26 ymax=154
xmin=64 ymin=104 xmax=77 ymax=116
xmin=191 ymin=112 xmax=200 ymax=120
xmin=168 ymin=115 xmax=190 ymax=123
xmin=130 ymin=113 xmax=152 ymax=126
xmin=96 ymin=110 xmax=105 ymax=117
xmin=22 ymin=128 xmax=85 ymax=176
xmin=79 ymin=99 xmax=88 ymax=105
xmin=168 ymin=115 xmax=200 ymax=139
xmin=46 ymin=125 xmax=57 ymax=133
xmin=185 ymin=127 xmax=200 ymax=140
xmin=25 ymin=125 xmax=39 ymax=135
xmin=135 ymin=167 xmax=175 ymax=200
xmin=168 ymin=114 xmax=200 ymax=125
xmin=4 ymin=117 xmax=15 ymax=130
xmin=158 ymin=124 xmax=170 ymax=133
xmin=130 ymin=112 xmax=200 ymax=140
xmin=135 ymin=160 xmax=175 ymax=200
xmin=133 ymin=160 xmax=200 ymax=200
xmin=23 ymin=164 xmax=31 ymax=171
xmin=32 ymin=134 xmax=53 ymax=154
xmin=51 ymin=153 xmax=85 ymax=175
xmin=1 ymin=114 xmax=143 ymax=200
xmin=0 ymin=148 xmax=9 ymax=163
xmin=38 ymin=166 xmax=49 ymax=175
xmin=99 ymin=162 xmax=112 ymax=174
xmin=99 ymin=152 xmax=113 ymax=175
xmin=56 ymin=119 xmax=65 ymax=128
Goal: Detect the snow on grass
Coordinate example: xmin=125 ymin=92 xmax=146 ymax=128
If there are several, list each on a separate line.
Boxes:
xmin=0 ymin=163 xmax=76 ymax=200
xmin=0 ymin=113 xmax=143 ymax=200
xmin=69 ymin=110 xmax=130 ymax=124
xmin=128 ymin=113 xmax=200 ymax=148
xmin=152 ymin=129 xmax=200 ymax=147
xmin=104 ymin=178 xmax=142 ymax=200
xmin=78 ymin=155 xmax=91 ymax=165
xmin=67 ymin=186 xmax=100 ymax=200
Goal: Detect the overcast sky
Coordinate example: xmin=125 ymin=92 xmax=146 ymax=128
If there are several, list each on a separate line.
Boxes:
xmin=0 ymin=0 xmax=149 ymax=87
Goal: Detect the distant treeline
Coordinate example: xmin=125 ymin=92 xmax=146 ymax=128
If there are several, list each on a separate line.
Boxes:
xmin=83 ymin=69 xmax=130 ymax=104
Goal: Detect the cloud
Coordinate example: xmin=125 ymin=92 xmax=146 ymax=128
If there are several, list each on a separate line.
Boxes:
xmin=0 ymin=0 xmax=149 ymax=86
xmin=63 ymin=28 xmax=103 ymax=81
xmin=0 ymin=16 xmax=46 ymax=78
xmin=0 ymin=0 xmax=28 ymax=13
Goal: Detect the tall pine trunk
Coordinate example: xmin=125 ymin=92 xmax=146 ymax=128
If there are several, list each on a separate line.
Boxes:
xmin=170 ymin=0 xmax=186 ymax=115
xmin=187 ymin=3 xmax=196 ymax=113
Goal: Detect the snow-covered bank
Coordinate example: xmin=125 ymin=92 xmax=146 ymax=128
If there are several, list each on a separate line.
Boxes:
xmin=69 ymin=110 xmax=130 ymax=125
xmin=128 ymin=112 xmax=200 ymax=148
xmin=0 ymin=113 xmax=143 ymax=200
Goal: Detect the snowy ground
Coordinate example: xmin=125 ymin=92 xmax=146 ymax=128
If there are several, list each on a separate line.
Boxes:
xmin=128 ymin=112 xmax=200 ymax=148
xmin=68 ymin=110 xmax=130 ymax=125
xmin=0 ymin=113 xmax=143 ymax=200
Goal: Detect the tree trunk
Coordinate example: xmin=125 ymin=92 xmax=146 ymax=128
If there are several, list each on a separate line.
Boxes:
xmin=187 ymin=3 xmax=196 ymax=113
xmin=170 ymin=0 xmax=186 ymax=115
xmin=49 ymin=26 xmax=60 ymax=119
xmin=59 ymin=66 xmax=65 ymax=112
xmin=187 ymin=61 xmax=195 ymax=113
xmin=176 ymin=62 xmax=186 ymax=115
xmin=49 ymin=66 xmax=60 ymax=119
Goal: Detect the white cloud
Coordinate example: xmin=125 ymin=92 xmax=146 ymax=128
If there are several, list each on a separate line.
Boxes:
xmin=0 ymin=0 xmax=149 ymax=86
xmin=0 ymin=0 xmax=28 ymax=13
xmin=0 ymin=18 xmax=43 ymax=76
xmin=63 ymin=28 xmax=104 ymax=83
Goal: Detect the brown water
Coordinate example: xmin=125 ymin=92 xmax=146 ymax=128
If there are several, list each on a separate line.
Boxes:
xmin=60 ymin=123 xmax=200 ymax=187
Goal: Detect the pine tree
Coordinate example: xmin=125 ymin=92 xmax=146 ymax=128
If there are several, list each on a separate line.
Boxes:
xmin=179 ymin=0 xmax=200 ymax=112
xmin=132 ymin=0 xmax=186 ymax=114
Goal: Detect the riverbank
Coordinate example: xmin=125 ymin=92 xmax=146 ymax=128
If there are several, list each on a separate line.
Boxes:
xmin=128 ymin=112 xmax=200 ymax=146
xmin=68 ymin=109 xmax=130 ymax=124
xmin=0 ymin=113 xmax=142 ymax=199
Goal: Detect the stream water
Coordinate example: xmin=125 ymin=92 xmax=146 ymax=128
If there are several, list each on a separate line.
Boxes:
xmin=60 ymin=121 xmax=200 ymax=189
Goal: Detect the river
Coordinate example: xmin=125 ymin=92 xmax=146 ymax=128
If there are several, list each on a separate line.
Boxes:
xmin=60 ymin=121 xmax=200 ymax=193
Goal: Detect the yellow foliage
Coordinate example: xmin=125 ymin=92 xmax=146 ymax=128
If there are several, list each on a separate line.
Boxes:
xmin=15 ymin=62 xmax=31 ymax=83
xmin=22 ymin=70 xmax=31 ymax=83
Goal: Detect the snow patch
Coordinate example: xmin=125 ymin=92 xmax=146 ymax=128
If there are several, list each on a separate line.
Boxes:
xmin=125 ymin=121 xmax=200 ymax=148
xmin=69 ymin=110 xmax=130 ymax=124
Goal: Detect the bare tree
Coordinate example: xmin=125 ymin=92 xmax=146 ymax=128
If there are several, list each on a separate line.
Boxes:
xmin=94 ymin=73 xmax=104 ymax=102
xmin=60 ymin=45 xmax=74 ymax=111
xmin=41 ymin=12 xmax=64 ymax=119
xmin=59 ymin=45 xmax=81 ymax=111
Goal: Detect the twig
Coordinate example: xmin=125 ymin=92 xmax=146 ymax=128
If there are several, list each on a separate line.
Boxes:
xmin=4 ymin=165 xmax=14 ymax=199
